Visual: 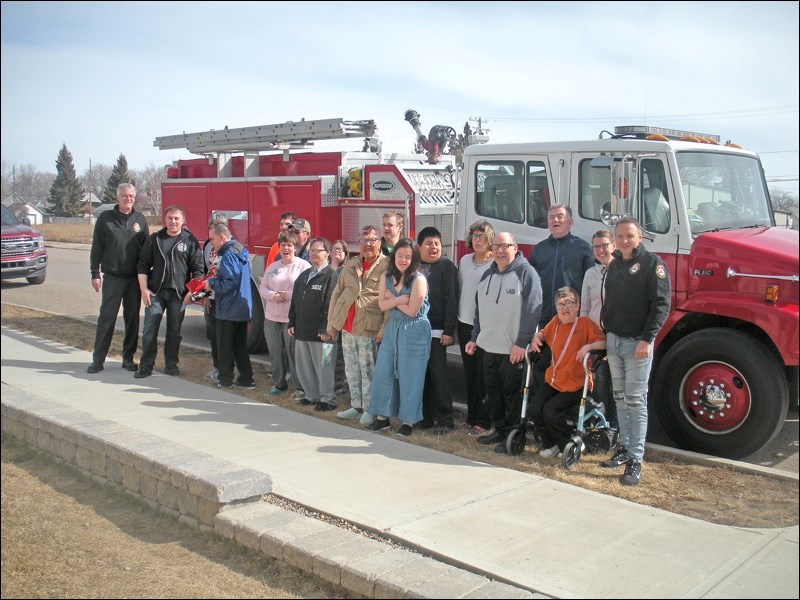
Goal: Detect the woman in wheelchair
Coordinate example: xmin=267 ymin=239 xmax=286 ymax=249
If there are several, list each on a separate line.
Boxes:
xmin=529 ymin=287 xmax=606 ymax=458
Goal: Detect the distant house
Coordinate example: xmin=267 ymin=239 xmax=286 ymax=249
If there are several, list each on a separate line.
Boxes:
xmin=9 ymin=200 xmax=45 ymax=225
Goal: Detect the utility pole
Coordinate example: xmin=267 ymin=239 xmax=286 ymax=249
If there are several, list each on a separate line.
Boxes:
xmin=88 ymin=159 xmax=92 ymax=221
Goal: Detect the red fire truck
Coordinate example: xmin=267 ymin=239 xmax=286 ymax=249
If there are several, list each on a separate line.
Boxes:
xmin=156 ymin=117 xmax=798 ymax=459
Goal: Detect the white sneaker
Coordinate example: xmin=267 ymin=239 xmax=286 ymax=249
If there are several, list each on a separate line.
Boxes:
xmin=539 ymin=445 xmax=560 ymax=458
xmin=336 ymin=407 xmax=361 ymax=420
xmin=359 ymin=411 xmax=374 ymax=426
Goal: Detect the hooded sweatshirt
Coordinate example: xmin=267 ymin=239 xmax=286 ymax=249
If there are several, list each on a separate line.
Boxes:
xmin=472 ymin=252 xmax=542 ymax=354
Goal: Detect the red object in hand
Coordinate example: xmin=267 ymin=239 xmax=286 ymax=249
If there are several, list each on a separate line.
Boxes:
xmin=185 ymin=276 xmax=208 ymax=295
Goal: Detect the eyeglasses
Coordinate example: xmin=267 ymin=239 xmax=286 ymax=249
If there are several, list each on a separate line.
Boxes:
xmin=309 ymin=248 xmax=327 ymax=254
xmin=359 ymin=238 xmax=380 ymax=244
xmin=490 ymin=243 xmax=515 ymax=251
xmin=556 ymin=300 xmax=577 ymax=310
xmin=470 ymin=233 xmax=484 ymax=239
xmin=593 ymin=242 xmax=611 ymax=250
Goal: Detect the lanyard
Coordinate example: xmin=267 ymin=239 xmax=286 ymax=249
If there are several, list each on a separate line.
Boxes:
xmin=550 ymin=318 xmax=579 ymax=385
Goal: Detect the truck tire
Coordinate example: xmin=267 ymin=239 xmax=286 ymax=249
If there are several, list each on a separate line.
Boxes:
xmin=653 ymin=328 xmax=788 ymax=459
xmin=246 ymin=280 xmax=268 ymax=354
xmin=26 ymin=274 xmax=46 ymax=285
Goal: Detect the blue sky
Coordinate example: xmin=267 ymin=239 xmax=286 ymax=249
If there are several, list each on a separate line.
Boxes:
xmin=2 ymin=1 xmax=798 ymax=195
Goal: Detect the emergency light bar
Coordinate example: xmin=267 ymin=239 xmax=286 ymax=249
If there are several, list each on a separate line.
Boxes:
xmin=614 ymin=125 xmax=721 ymax=143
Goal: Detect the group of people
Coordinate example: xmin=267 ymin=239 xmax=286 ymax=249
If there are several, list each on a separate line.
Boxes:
xmin=88 ymin=187 xmax=670 ymax=487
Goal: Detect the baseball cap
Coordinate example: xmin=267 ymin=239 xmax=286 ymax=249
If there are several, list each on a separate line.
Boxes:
xmin=290 ymin=218 xmax=311 ymax=233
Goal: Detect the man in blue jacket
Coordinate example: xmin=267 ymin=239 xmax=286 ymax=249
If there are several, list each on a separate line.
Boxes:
xmin=135 ymin=205 xmax=204 ymax=379
xmin=205 ymin=223 xmax=255 ymax=390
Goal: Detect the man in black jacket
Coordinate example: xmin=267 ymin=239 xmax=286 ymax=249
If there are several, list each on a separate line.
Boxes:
xmin=87 ymin=183 xmax=149 ymax=374
xmin=416 ymin=226 xmax=459 ymax=433
xmin=600 ymin=217 xmax=671 ymax=486
xmin=135 ymin=205 xmax=204 ymax=378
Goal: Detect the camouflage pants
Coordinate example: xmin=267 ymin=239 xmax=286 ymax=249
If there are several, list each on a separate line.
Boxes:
xmin=341 ymin=330 xmax=377 ymax=410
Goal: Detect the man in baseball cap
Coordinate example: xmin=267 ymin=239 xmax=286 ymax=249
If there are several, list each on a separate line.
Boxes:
xmin=289 ymin=218 xmax=312 ymax=261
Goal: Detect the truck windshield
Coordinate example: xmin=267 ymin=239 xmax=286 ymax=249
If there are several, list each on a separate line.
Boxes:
xmin=677 ymin=151 xmax=772 ymax=234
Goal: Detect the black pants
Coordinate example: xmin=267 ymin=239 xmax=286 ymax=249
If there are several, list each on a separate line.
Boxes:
xmin=92 ymin=274 xmax=140 ymax=365
xmin=216 ymin=319 xmax=254 ymax=386
xmin=457 ymin=321 xmax=490 ymax=428
xmin=484 ymin=352 xmax=526 ymax=435
xmin=530 ymin=383 xmax=582 ymax=450
xmin=422 ymin=339 xmax=454 ymax=428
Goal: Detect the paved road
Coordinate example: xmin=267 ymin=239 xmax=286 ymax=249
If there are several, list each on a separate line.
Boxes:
xmin=2 ymin=243 xmax=797 ymax=474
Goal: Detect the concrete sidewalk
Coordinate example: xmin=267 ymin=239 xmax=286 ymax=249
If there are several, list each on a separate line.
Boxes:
xmin=2 ymin=326 xmax=797 ymax=599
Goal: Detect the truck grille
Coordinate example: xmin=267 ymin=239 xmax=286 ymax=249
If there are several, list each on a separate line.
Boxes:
xmin=1 ymin=236 xmax=39 ymax=259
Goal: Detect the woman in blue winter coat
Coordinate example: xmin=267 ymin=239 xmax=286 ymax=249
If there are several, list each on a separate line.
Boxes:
xmin=365 ymin=238 xmax=431 ymax=437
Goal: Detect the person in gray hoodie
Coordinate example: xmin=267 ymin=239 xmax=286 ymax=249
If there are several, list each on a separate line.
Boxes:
xmin=465 ymin=232 xmax=542 ymax=454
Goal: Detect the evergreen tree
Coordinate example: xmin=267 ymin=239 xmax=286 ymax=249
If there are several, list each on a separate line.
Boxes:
xmin=102 ymin=154 xmax=133 ymax=204
xmin=47 ymin=144 xmax=84 ymax=217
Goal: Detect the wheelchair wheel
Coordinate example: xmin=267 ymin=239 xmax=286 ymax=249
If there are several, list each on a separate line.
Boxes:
xmin=506 ymin=428 xmax=527 ymax=456
xmin=561 ymin=436 xmax=583 ymax=469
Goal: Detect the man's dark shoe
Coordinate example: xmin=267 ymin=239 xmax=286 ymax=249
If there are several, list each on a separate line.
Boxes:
xmin=121 ymin=361 xmax=138 ymax=372
xmin=314 ymin=402 xmax=337 ymax=412
xmin=133 ymin=369 xmax=152 ymax=379
xmin=476 ymin=431 xmax=504 ymax=445
xmin=234 ymin=380 xmax=256 ymax=390
xmin=416 ymin=420 xmax=435 ymax=430
xmin=217 ymin=383 xmax=233 ymax=389
xmin=601 ymin=446 xmax=630 ymax=469
xmin=164 ymin=366 xmax=180 ymax=377
xmin=86 ymin=363 xmax=104 ymax=374
xmin=620 ymin=459 xmax=642 ymax=486
xmin=297 ymin=398 xmax=313 ymax=407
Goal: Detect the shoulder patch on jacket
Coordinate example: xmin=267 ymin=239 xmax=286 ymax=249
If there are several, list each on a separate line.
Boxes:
xmin=656 ymin=264 xmax=668 ymax=280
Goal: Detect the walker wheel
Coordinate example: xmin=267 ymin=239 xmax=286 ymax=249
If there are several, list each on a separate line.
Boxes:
xmin=506 ymin=429 xmax=527 ymax=456
xmin=561 ymin=437 xmax=583 ymax=469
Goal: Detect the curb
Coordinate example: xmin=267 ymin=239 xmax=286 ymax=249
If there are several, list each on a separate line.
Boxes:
xmin=1 ymin=392 xmax=545 ymax=599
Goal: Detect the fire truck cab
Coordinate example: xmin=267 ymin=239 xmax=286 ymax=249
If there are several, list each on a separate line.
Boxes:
xmin=457 ymin=125 xmax=799 ymax=459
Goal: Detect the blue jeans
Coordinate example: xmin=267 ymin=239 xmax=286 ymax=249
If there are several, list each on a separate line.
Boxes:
xmin=606 ymin=332 xmax=652 ymax=461
xmin=140 ymin=289 xmax=186 ymax=372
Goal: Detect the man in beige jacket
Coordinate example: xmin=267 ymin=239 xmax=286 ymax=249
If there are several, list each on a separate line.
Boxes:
xmin=327 ymin=225 xmax=389 ymax=426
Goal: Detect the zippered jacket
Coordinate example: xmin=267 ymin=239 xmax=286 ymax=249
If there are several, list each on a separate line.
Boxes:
xmin=89 ymin=206 xmax=149 ymax=279
xmin=137 ymin=227 xmax=204 ymax=295
xmin=288 ymin=265 xmax=339 ymax=342
xmin=208 ymin=240 xmax=253 ymax=322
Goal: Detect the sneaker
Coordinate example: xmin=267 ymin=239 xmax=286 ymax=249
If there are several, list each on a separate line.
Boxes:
xmin=601 ymin=446 xmax=631 ymax=469
xmin=86 ymin=362 xmax=104 ymax=374
xmin=234 ymin=380 xmax=256 ymax=390
xmin=164 ymin=366 xmax=180 ymax=377
xmin=396 ymin=424 xmax=413 ymax=437
xmin=121 ymin=360 xmax=138 ymax=372
xmin=267 ymin=386 xmax=287 ymax=397
xmin=539 ymin=445 xmax=560 ymax=458
xmin=133 ymin=369 xmax=152 ymax=379
xmin=297 ymin=398 xmax=313 ymax=407
xmin=203 ymin=368 xmax=219 ymax=381
xmin=337 ymin=407 xmax=361 ymax=420
xmin=467 ymin=425 xmax=490 ymax=437
xmin=292 ymin=390 xmax=306 ymax=401
xmin=476 ymin=431 xmax=503 ymax=445
xmin=620 ymin=460 xmax=642 ymax=486
xmin=314 ymin=402 xmax=337 ymax=412
xmin=359 ymin=411 xmax=374 ymax=426
xmin=366 ymin=418 xmax=390 ymax=432
xmin=216 ymin=383 xmax=233 ymax=390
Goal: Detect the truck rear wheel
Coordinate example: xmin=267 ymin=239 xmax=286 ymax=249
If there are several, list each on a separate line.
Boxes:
xmin=653 ymin=328 xmax=788 ymax=459
xmin=246 ymin=280 xmax=268 ymax=354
